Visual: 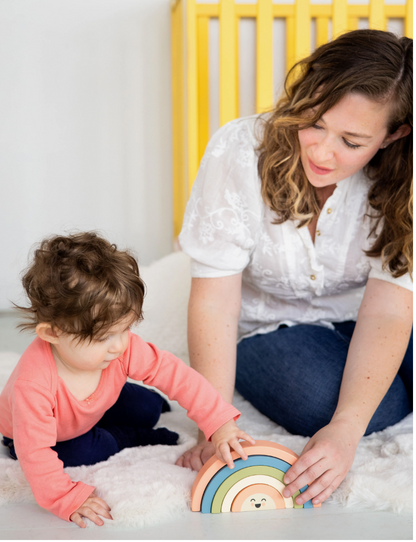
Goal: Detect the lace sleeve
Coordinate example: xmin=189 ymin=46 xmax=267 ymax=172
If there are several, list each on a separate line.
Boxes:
xmin=179 ymin=117 xmax=263 ymax=277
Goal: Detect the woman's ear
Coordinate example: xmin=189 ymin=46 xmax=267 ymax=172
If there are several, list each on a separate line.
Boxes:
xmin=382 ymin=124 xmax=411 ymax=148
xmin=36 ymin=323 xmax=60 ymax=344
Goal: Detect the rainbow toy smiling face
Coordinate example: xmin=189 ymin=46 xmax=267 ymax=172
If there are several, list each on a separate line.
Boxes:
xmin=191 ymin=440 xmax=321 ymax=514
xmin=233 ymin=485 xmax=284 ymax=512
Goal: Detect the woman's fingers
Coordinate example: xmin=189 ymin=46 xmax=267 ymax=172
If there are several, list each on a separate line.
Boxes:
xmin=309 ymin=474 xmax=344 ymax=505
xmin=284 ymin=447 xmax=321 ymax=486
xmin=282 ymin=422 xmax=357 ymax=505
xmin=201 ymin=442 xmax=216 ymax=464
xmin=293 ymin=471 xmax=343 ymax=506
xmin=175 ymin=442 xmax=216 ymax=471
xmin=285 ymin=467 xmax=334 ymax=505
xmin=175 ymin=454 xmax=185 ymax=467
xmin=285 ymin=455 xmax=326 ymax=486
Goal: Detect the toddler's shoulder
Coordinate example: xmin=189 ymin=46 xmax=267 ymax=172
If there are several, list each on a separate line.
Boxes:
xmin=11 ymin=338 xmax=57 ymax=395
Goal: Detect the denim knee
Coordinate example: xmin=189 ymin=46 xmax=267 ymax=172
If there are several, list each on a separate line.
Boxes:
xmin=236 ymin=323 xmax=412 ymax=437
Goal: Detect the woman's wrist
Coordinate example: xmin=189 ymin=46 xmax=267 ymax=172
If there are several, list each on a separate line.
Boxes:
xmin=330 ymin=411 xmax=367 ymax=441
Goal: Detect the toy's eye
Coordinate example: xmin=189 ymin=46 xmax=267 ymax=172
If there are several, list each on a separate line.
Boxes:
xmin=261 ymin=498 xmax=266 ymax=502
xmin=250 ymin=499 xmax=256 ymax=502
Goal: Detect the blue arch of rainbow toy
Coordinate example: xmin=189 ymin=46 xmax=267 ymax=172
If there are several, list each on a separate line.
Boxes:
xmin=200 ymin=455 xmax=313 ymax=513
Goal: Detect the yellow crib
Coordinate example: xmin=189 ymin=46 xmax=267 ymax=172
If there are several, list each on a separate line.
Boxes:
xmin=171 ymin=0 xmax=413 ymax=236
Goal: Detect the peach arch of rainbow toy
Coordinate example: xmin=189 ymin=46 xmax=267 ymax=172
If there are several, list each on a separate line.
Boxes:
xmin=191 ymin=440 xmax=321 ymax=513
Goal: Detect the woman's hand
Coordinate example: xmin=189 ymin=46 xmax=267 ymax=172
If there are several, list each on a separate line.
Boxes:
xmin=210 ymin=420 xmax=255 ymax=469
xmin=282 ymin=419 xmax=361 ymax=506
xmin=175 ymin=440 xmax=216 ymax=471
xmin=70 ymin=492 xmax=113 ymax=528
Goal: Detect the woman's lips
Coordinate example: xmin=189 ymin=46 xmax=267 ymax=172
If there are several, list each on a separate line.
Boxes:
xmin=308 ymin=158 xmax=334 ymax=175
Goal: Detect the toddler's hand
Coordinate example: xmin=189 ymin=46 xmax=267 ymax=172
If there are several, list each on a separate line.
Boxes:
xmin=211 ymin=420 xmax=255 ymax=469
xmin=70 ymin=491 xmax=113 ymax=528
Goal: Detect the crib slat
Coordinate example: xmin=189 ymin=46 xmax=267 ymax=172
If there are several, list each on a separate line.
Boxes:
xmin=316 ymin=17 xmax=328 ymax=48
xmin=294 ymin=0 xmax=310 ymax=64
xmin=405 ymin=0 xmax=413 ymax=39
xmin=332 ymin=0 xmax=348 ymax=39
xmin=197 ymin=16 xmax=210 ymax=162
xmin=286 ymin=16 xmax=295 ymax=73
xmin=187 ymin=0 xmax=199 ymax=194
xmin=369 ymin=0 xmax=386 ymax=31
xmin=257 ymin=0 xmax=274 ymax=113
xmin=348 ymin=17 xmax=359 ymax=32
xmin=220 ymin=0 xmax=238 ymax=125
xmin=235 ymin=15 xmax=240 ymax=117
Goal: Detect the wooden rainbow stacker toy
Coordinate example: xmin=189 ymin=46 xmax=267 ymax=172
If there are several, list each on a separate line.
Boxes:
xmin=191 ymin=440 xmax=321 ymax=513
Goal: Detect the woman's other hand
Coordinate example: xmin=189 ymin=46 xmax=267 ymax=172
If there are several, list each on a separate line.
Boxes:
xmin=70 ymin=492 xmax=113 ymax=528
xmin=282 ymin=419 xmax=361 ymax=506
xmin=175 ymin=439 xmax=216 ymax=471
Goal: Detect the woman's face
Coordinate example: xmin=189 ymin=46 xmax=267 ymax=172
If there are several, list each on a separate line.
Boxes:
xmin=298 ymin=93 xmax=392 ymax=188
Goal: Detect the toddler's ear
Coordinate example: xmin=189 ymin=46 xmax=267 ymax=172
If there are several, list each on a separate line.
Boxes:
xmin=36 ymin=323 xmax=60 ymax=344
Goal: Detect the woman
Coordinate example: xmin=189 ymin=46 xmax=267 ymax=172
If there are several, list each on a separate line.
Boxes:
xmin=177 ymin=29 xmax=413 ymax=507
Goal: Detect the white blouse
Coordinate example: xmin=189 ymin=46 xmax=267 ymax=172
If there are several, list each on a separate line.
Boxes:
xmin=179 ymin=116 xmax=412 ymax=342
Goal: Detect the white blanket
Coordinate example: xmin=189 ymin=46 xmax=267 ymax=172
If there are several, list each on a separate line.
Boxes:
xmin=0 ymin=252 xmax=412 ymax=528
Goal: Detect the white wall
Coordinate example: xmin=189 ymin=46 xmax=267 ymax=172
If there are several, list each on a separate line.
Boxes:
xmin=0 ymin=0 xmax=173 ymax=310
xmin=0 ymin=0 xmax=406 ymax=310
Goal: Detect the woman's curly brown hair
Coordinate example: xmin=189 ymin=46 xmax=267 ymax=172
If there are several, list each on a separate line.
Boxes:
xmin=15 ymin=231 xmax=145 ymax=341
xmin=257 ymin=29 xmax=412 ymax=278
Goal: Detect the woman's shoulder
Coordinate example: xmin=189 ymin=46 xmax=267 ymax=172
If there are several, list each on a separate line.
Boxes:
xmin=205 ymin=114 xmax=264 ymax=157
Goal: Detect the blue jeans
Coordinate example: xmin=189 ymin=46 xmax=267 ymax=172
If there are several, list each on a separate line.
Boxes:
xmin=235 ymin=322 xmax=413 ymax=437
xmin=2 ymin=383 xmax=178 ymax=467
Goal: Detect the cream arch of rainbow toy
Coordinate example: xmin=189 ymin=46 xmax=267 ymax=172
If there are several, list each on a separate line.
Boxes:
xmin=191 ymin=440 xmax=321 ymax=513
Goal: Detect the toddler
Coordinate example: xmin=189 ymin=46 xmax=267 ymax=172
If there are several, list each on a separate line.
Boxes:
xmin=0 ymin=232 xmax=254 ymax=528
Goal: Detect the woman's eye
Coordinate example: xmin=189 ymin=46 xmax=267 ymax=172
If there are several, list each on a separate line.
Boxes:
xmin=343 ymin=138 xmax=361 ymax=149
xmin=312 ymin=124 xmax=323 ymax=130
xmin=97 ymin=336 xmax=109 ymax=342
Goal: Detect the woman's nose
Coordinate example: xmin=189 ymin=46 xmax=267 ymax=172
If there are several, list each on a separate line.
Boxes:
xmin=314 ymin=136 xmax=334 ymax=161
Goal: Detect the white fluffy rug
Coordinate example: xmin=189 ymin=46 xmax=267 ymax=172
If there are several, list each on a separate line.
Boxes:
xmin=0 ymin=252 xmax=412 ymax=529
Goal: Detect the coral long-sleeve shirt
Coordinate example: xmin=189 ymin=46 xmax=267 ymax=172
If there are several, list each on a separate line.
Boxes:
xmin=0 ymin=332 xmax=240 ymax=521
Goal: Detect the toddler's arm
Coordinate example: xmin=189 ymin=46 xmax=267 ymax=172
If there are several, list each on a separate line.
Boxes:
xmin=210 ymin=419 xmax=255 ymax=468
xmin=127 ymin=333 xmax=243 ymax=442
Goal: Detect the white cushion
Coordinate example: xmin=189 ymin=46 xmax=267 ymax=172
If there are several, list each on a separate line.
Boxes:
xmin=131 ymin=251 xmax=191 ymax=365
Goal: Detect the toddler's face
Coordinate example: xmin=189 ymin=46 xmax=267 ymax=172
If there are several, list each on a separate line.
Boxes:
xmin=52 ymin=316 xmax=133 ymax=373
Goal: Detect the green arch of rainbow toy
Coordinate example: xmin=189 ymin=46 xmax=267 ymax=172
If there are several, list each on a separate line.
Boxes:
xmin=191 ymin=440 xmax=321 ymax=513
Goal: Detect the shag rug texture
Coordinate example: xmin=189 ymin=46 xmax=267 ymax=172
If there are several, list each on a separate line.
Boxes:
xmin=0 ymin=252 xmax=412 ymax=529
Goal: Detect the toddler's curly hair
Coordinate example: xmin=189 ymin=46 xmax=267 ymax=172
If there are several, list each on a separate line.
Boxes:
xmin=15 ymin=231 xmax=145 ymax=341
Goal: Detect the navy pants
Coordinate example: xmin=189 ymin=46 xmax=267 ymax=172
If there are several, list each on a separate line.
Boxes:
xmin=235 ymin=321 xmax=413 ymax=437
xmin=3 ymin=383 xmax=178 ymax=467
